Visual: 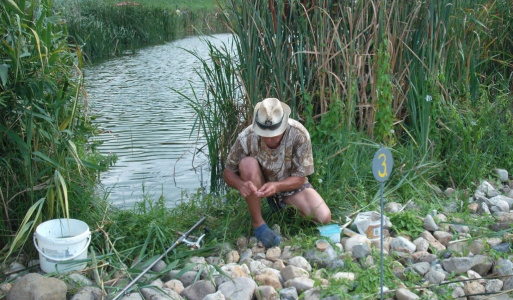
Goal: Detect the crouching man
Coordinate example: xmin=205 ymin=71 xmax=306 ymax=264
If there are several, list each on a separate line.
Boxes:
xmin=223 ymin=98 xmax=331 ymax=247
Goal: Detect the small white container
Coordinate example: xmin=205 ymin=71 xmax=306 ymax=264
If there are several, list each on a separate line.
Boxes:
xmin=34 ymin=218 xmax=91 ymax=273
xmin=316 ymin=239 xmax=329 ymax=252
xmin=318 ymin=224 xmax=341 ymax=243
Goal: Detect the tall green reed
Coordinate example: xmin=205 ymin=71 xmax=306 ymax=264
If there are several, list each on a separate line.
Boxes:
xmin=1 ymin=0 xmax=104 ymax=260
xmin=403 ymin=0 xmax=451 ymax=155
xmin=174 ymin=36 xmax=244 ymax=193
xmin=429 ymin=0 xmax=513 ymax=187
xmin=191 ymin=0 xmax=513 ymax=199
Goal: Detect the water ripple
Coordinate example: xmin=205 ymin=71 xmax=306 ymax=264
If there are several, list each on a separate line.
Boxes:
xmin=86 ymin=34 xmax=233 ymax=208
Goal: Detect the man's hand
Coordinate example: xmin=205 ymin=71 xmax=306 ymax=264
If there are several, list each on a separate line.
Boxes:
xmin=256 ymin=182 xmax=278 ymax=198
xmin=238 ymin=181 xmax=259 ymax=198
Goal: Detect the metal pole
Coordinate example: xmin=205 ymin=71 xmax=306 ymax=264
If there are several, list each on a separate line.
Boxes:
xmin=112 ymin=216 xmax=207 ymax=300
xmin=380 ymin=181 xmax=384 ymax=300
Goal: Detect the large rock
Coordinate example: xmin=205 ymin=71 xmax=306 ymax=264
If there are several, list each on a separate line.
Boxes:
xmin=254 ymin=268 xmax=282 ymax=290
xmin=180 ymin=280 xmax=216 ymax=300
xmin=433 ymin=231 xmax=453 ymax=246
xmin=424 ymin=270 xmax=445 ymax=284
xmin=284 ymin=277 xmax=315 ymax=294
xmin=442 ymin=257 xmax=474 ymax=274
xmin=281 ymin=265 xmax=309 ymax=282
xmin=419 ymin=231 xmax=446 ymax=252
xmin=411 ymin=251 xmax=436 ymax=263
xmin=464 ymin=281 xmax=485 ymax=296
xmin=413 ymin=237 xmax=429 ymax=252
xmin=471 ymin=255 xmax=493 ymax=276
xmin=396 ymin=288 xmax=419 ymax=299
xmin=218 ymin=277 xmax=257 ymax=300
xmin=164 ymin=270 xmax=198 ymax=287
xmin=288 ymin=256 xmax=312 ymax=272
xmin=409 ymin=262 xmax=430 ymax=276
xmin=142 ymin=286 xmax=181 ymax=300
xmin=390 ymin=237 xmax=416 ymax=254
xmin=304 ymin=243 xmax=341 ymax=269
xmin=477 ymin=181 xmax=500 ymax=197
xmin=423 ymin=214 xmax=438 ymax=231
xmin=7 ymin=273 xmax=67 ymax=300
xmin=256 ymin=285 xmax=278 ymax=300
xmin=203 ymin=291 xmax=226 ymax=300
xmin=69 ymin=287 xmax=103 ymax=300
xmin=344 ymin=234 xmax=371 ymax=253
xmin=493 ymin=258 xmax=513 ymax=276
xmin=490 ymin=195 xmax=513 ymax=209
xmin=279 ymin=287 xmax=298 ymax=300
xmin=221 ymin=263 xmax=250 ymax=278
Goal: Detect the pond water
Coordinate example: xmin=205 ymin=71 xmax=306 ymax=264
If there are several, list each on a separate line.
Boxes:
xmin=85 ymin=34 xmax=233 ymax=208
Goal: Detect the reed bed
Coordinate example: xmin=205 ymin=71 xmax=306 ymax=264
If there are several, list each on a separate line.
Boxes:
xmin=0 ymin=0 xmax=113 ymax=259
xmin=185 ymin=0 xmax=513 ymax=195
xmin=60 ymin=1 xmax=225 ymax=61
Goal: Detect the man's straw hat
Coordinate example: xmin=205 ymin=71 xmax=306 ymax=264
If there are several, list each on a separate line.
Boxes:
xmin=252 ymin=98 xmax=291 ymax=137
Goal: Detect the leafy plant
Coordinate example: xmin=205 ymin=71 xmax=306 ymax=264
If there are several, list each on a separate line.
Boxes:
xmin=0 ymin=0 xmax=103 ymax=260
xmin=389 ymin=211 xmax=424 ymax=237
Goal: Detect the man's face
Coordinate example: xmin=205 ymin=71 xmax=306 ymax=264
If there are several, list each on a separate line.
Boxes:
xmin=261 ymin=133 xmax=284 ymax=149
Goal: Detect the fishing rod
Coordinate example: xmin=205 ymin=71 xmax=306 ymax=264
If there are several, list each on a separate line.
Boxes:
xmin=112 ymin=216 xmax=207 ymax=300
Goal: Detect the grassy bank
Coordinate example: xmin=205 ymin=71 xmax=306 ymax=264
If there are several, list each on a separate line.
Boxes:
xmin=0 ymin=0 xmax=225 ymax=264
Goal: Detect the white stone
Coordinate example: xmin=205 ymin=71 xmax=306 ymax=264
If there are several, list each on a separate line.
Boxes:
xmin=494 ymin=169 xmax=509 ymax=182
xmin=331 ymin=272 xmax=355 ymax=281
xmin=396 ymin=288 xmax=420 ymax=299
xmin=288 ymin=256 xmax=312 ymax=272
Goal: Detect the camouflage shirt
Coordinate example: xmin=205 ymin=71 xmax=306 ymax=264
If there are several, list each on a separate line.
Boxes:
xmin=225 ymin=119 xmax=314 ymax=183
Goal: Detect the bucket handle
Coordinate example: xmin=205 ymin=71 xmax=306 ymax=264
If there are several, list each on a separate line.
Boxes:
xmin=33 ymin=233 xmax=91 ymax=262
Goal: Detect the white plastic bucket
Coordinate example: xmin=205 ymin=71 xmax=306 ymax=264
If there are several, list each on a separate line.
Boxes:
xmin=33 ymin=218 xmax=91 ymax=273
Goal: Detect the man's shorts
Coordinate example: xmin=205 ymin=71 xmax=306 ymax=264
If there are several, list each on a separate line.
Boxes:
xmin=266 ymin=183 xmax=313 ymax=213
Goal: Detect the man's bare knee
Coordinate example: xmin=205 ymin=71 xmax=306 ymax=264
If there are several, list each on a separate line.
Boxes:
xmin=239 ymin=157 xmax=263 ymax=183
xmin=239 ymin=156 xmax=258 ymax=167
xmin=315 ymin=209 xmax=331 ymax=224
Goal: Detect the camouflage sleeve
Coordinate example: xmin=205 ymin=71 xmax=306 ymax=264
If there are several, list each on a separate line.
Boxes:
xmin=290 ymin=130 xmax=314 ymax=177
xmin=224 ymin=137 xmax=246 ymax=173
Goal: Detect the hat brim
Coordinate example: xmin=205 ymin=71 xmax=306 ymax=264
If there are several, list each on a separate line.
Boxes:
xmin=252 ymin=101 xmax=291 ymax=137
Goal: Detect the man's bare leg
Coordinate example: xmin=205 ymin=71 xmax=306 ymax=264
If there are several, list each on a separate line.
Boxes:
xmin=238 ymin=157 xmax=265 ymax=227
xmin=284 ymin=188 xmax=331 ymax=224
xmin=239 ymin=157 xmax=281 ymax=247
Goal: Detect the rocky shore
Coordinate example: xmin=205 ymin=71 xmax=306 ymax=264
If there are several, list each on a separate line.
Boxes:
xmin=2 ymin=169 xmax=513 ymax=300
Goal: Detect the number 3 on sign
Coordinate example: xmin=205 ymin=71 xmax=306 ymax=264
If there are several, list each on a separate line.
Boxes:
xmin=378 ymin=153 xmax=388 ymax=177
xmin=372 ymin=147 xmax=393 ymax=182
